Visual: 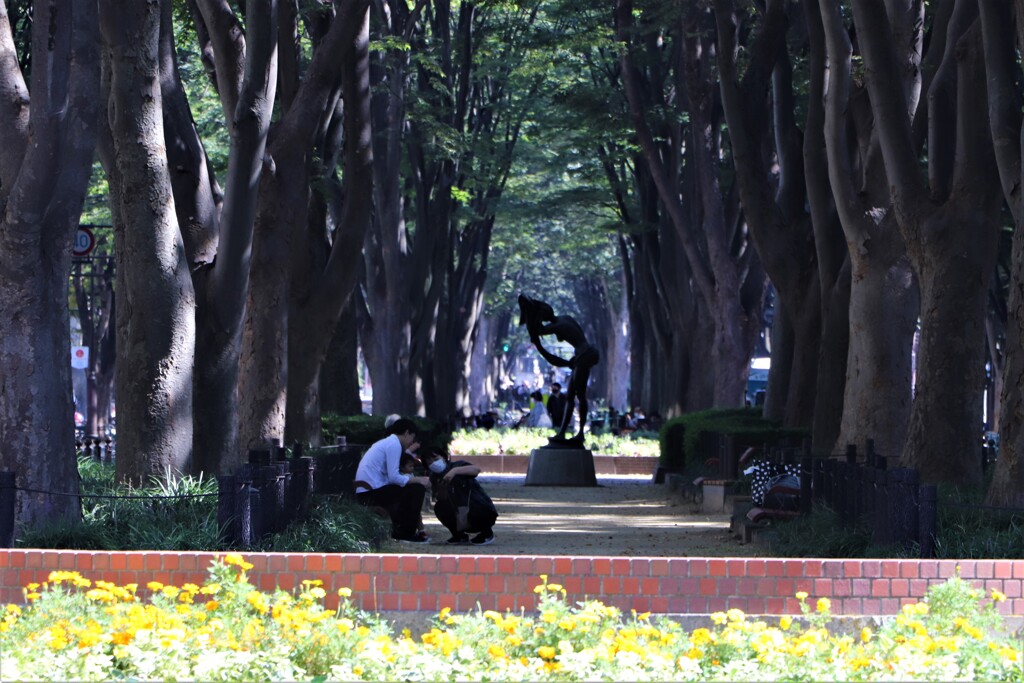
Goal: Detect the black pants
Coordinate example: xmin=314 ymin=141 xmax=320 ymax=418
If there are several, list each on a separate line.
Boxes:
xmin=356 ymin=483 xmax=426 ymax=538
xmin=434 ymin=498 xmax=495 ymax=536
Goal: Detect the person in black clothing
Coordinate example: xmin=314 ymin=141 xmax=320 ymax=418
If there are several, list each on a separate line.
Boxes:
xmin=419 ymin=451 xmax=498 ymax=545
xmin=546 ymin=382 xmax=567 ymax=429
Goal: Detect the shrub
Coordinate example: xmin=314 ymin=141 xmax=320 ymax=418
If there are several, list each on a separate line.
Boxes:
xmin=321 ymin=413 xmax=451 ymax=454
xmin=659 ymin=408 xmax=807 ymax=473
xmin=1 ymin=559 xmax=1019 ymax=681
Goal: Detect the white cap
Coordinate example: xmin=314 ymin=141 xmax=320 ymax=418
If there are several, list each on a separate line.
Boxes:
xmin=384 ymin=414 xmax=402 ymax=428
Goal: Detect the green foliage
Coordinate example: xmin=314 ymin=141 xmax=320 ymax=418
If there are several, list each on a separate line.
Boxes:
xmin=658 ymin=408 xmax=808 ymax=472
xmin=21 ymin=457 xmax=387 ymax=554
xmin=931 ymin=484 xmax=1024 ymax=559
xmin=258 ymin=497 xmax=391 ymax=553
xmin=20 ymin=458 xmax=222 ymax=552
xmin=320 ymin=413 xmax=452 ymax=454
xmin=767 ymin=508 xmax=874 ymax=558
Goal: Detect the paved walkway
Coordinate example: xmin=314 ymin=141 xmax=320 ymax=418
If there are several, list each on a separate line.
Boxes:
xmin=393 ymin=474 xmax=756 ymax=557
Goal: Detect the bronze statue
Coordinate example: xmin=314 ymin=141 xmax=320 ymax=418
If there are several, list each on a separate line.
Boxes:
xmin=518 ymin=294 xmax=600 ymax=448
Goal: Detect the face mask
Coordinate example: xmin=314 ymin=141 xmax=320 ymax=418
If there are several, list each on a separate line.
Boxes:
xmin=428 ymin=459 xmax=447 ymax=474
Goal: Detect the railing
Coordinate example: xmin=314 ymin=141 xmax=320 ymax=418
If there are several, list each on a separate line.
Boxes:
xmin=0 ymin=438 xmax=368 ymax=550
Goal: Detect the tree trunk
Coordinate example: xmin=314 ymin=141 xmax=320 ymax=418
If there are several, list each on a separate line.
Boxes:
xmin=320 ymin=301 xmax=363 ymax=417
xmin=103 ymin=0 xmax=196 ymax=483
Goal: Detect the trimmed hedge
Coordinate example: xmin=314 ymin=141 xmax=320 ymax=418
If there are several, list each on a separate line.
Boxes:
xmin=320 ymin=413 xmax=451 ymax=454
xmin=658 ymin=407 xmax=807 ymax=473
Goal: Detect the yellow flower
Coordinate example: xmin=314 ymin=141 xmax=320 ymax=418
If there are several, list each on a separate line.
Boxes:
xmin=710 ymin=612 xmax=727 ymax=625
xmin=25 ymin=583 xmax=39 ymax=591
xmin=779 ymin=616 xmax=792 ymax=631
xmin=161 ymin=585 xmax=180 ymax=598
xmin=488 ymin=644 xmax=507 ymax=659
xmin=339 ymin=587 xmax=352 ymax=598
xmin=25 ymin=592 xmax=40 ymax=602
xmin=205 ymin=601 xmax=219 ymax=611
xmin=691 ymin=628 xmax=713 ymax=646
xmin=861 ymin=627 xmax=873 ymax=643
xmin=541 ymin=610 xmax=557 ymax=624
xmin=147 ymin=581 xmax=164 ymax=591
xmin=816 ymin=597 xmax=831 ymax=613
xmin=336 ymin=618 xmax=354 ymax=633
xmin=992 ymin=589 xmax=1007 ymax=603
xmin=547 ymin=583 xmax=563 ymax=592
xmin=558 ymin=618 xmax=576 ymax=631
xmin=537 ymin=645 xmax=556 ymax=660
xmin=795 ymin=591 xmax=808 ymax=601
xmin=727 ymin=608 xmax=745 ymax=622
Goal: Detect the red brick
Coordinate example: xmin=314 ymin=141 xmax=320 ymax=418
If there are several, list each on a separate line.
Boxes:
xmin=830 ymin=579 xmax=851 ymax=597
xmin=746 ymin=560 xmax=766 ymax=577
xmin=352 ymin=573 xmax=371 ymax=592
xmin=612 ymin=558 xmax=631 ymax=574
xmin=287 ymin=555 xmax=305 ymax=572
xmin=937 ymin=562 xmax=958 ymax=579
xmin=267 ymin=555 xmax=287 ymax=572
xmin=899 ymin=563 xmax=918 ymax=579
xmin=563 ymin=576 xmax=583 ymax=594
xmin=583 ymin=576 xmax=602 ymax=595
xmin=994 ymin=562 xmax=1014 ymax=579
xmin=399 ymin=593 xmax=418 ymax=610
xmin=125 ymin=554 xmax=143 ymax=571
xmin=1013 ymin=563 xmax=1024 ymax=579
xmin=765 ymin=560 xmax=784 ymax=577
xmin=572 ymin=558 xmax=593 ymax=573
xmin=709 ymin=559 xmax=727 ymax=577
xmin=862 ymin=561 xmax=881 ymax=577
xmin=803 ymin=560 xmax=823 ymax=577
xmin=622 ymin=577 xmax=640 ymax=595
xmin=813 ymin=578 xmax=832 ymax=596
xmin=496 ymin=557 xmax=516 ymax=573
xmin=727 ymin=559 xmax=746 ymax=577
xmin=890 ymin=579 xmax=909 ymax=597
xmin=707 ymin=596 xmax=728 ymax=612
xmin=824 ymin=562 xmax=844 ymax=577
xmin=648 ymin=559 xmax=668 ymax=576
xmin=392 ymin=574 xmax=410 ymax=591
xmin=880 ymin=562 xmax=900 ymax=578
xmin=737 ymin=578 xmax=758 ymax=595
xmin=468 ymin=574 xmax=486 ymax=592
xmin=843 ymin=561 xmax=863 ymax=578
xmin=975 ymin=562 xmax=994 ymax=580
xmin=630 ymin=596 xmax=651 ymax=613
xmin=716 ymin=578 xmax=737 ymax=596
xmin=650 ymin=596 xmax=669 ymax=613
xmin=871 ymin=581 xmax=890 ymax=598
xmin=449 ymin=574 xmax=466 ymax=592
xmin=380 ymin=593 xmax=399 ymax=610
xmin=688 ymin=559 xmax=708 ymax=577
xmin=699 ymin=578 xmax=716 ymax=596
xmin=785 ymin=562 xmax=804 ymax=578
xmin=75 ymin=553 xmax=94 ymax=572
xmin=553 ymin=558 xmax=572 ymax=575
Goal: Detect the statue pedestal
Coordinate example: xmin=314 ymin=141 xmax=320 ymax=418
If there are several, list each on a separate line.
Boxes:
xmin=524 ymin=448 xmax=598 ymax=486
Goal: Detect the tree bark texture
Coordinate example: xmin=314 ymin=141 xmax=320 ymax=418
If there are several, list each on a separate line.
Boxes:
xmin=102 ymin=0 xmax=196 ymax=484
xmin=853 ymin=0 xmax=1001 ymax=483
xmin=0 ymin=0 xmax=100 ymax=528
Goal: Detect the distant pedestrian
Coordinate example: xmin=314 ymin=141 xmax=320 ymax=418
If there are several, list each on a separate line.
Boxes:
xmin=546 ymin=382 xmax=567 ymax=429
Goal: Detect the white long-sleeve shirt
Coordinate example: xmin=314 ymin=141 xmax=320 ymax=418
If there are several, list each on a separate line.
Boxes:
xmin=354 ymin=434 xmax=411 ymax=493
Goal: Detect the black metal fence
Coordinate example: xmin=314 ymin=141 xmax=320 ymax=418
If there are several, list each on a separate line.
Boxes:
xmin=0 ymin=438 xmax=368 ymax=550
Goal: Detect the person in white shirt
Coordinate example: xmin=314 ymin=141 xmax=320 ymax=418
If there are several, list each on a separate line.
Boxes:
xmin=353 ymin=418 xmax=432 ymax=543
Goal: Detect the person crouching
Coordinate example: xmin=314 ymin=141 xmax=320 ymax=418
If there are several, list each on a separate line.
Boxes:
xmin=419 ymin=451 xmax=497 ymax=545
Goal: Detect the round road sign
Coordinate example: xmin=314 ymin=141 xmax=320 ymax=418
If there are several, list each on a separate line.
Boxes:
xmin=73 ymin=227 xmax=96 ymax=257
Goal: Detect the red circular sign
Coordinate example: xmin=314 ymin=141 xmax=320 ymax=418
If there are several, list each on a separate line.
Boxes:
xmin=73 ymin=227 xmax=95 ymax=257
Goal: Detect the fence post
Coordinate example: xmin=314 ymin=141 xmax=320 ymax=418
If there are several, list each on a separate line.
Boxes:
xmin=249 ymin=449 xmax=271 ymax=466
xmin=236 ymin=464 xmax=255 ymax=549
xmin=0 ymin=471 xmax=15 ymax=548
xmin=800 ymin=455 xmax=812 ymax=515
xmin=918 ymin=484 xmax=938 ymax=558
xmin=274 ymin=462 xmax=288 ymax=529
xmin=291 ymin=456 xmax=315 ymax=520
xmin=217 ymin=474 xmax=237 ymax=548
xmin=865 ymin=438 xmax=876 ymax=468
xmin=888 ymin=467 xmax=919 ymax=550
xmin=258 ymin=465 xmax=279 ymax=536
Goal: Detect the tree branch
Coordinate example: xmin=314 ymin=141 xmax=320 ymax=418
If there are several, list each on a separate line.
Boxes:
xmin=0 ymin=0 xmax=28 ymax=194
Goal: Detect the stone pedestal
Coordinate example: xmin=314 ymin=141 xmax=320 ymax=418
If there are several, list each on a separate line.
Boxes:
xmin=524 ymin=448 xmax=598 ymax=486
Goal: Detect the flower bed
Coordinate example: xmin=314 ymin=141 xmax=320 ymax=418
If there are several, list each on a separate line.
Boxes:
xmin=1 ymin=556 xmax=1020 ymax=681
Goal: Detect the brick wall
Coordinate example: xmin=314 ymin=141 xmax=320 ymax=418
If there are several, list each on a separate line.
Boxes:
xmin=0 ymin=550 xmax=1019 ymax=619
xmin=464 ymin=455 xmax=657 ymax=476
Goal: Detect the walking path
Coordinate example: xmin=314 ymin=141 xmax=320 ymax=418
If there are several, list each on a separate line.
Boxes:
xmin=393 ymin=474 xmax=758 ymax=557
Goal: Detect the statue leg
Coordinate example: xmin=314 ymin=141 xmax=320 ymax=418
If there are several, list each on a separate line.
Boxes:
xmin=573 ymin=361 xmax=595 ymax=440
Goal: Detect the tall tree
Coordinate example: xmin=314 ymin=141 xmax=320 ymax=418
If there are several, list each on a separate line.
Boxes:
xmin=101 ymin=0 xmax=197 ymax=483
xmin=818 ymin=0 xmax=919 ymax=459
xmin=853 ymin=0 xmax=1001 ymax=484
xmin=617 ymin=0 xmax=765 ymax=409
xmin=0 ymin=0 xmax=101 ymax=526
xmin=980 ymin=1 xmax=1024 ymax=505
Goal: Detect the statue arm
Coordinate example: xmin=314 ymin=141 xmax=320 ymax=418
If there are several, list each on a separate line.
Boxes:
xmin=530 ymin=330 xmax=573 ymax=367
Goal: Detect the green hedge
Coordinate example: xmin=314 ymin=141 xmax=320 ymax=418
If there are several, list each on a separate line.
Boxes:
xmin=320 ymin=413 xmax=451 ymax=454
xmin=658 ymin=407 xmax=807 ymax=473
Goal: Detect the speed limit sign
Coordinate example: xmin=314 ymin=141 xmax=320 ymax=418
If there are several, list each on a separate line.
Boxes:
xmin=73 ymin=227 xmax=95 ymax=257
